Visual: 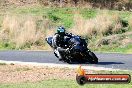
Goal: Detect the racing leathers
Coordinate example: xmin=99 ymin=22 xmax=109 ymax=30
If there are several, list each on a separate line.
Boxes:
xmin=52 ymin=33 xmax=72 ymax=60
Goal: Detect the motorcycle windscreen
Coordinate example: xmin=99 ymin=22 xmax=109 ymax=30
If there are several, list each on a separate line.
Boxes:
xmin=46 ymin=37 xmax=53 ymax=46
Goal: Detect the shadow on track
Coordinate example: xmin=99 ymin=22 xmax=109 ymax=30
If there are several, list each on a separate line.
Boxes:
xmin=68 ymin=61 xmax=124 ymax=65
xmin=97 ymin=62 xmax=124 ymax=65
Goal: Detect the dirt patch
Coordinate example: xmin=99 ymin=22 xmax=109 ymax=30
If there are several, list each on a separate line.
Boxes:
xmin=0 ymin=64 xmax=77 ymax=84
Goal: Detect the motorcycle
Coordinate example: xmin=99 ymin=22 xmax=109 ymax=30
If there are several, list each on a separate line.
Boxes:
xmin=45 ymin=34 xmax=98 ymax=64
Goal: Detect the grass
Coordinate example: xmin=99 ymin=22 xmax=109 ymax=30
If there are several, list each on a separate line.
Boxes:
xmin=8 ymin=7 xmax=75 ymax=28
xmin=93 ymin=44 xmax=132 ymax=54
xmin=0 ymin=79 xmax=131 ymax=88
xmin=0 ymin=62 xmax=6 ymax=65
xmin=16 ymin=67 xmax=32 ymax=72
xmin=0 ymin=42 xmax=15 ymax=50
xmin=0 ymin=6 xmax=132 ymax=53
xmin=80 ymin=8 xmax=97 ymax=19
xmin=113 ymin=44 xmax=132 ymax=54
xmin=0 ymin=70 xmax=131 ymax=88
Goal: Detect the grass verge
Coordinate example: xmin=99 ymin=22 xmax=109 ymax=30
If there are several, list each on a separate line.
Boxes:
xmin=0 ymin=76 xmax=131 ymax=88
xmin=0 ymin=68 xmax=131 ymax=88
xmin=0 ymin=62 xmax=6 ymax=65
xmin=93 ymin=44 xmax=132 ymax=54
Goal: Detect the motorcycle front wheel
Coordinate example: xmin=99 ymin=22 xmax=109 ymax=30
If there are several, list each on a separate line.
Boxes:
xmin=86 ymin=51 xmax=98 ymax=64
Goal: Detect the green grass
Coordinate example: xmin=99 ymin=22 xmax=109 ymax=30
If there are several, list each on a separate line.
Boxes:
xmin=0 ymin=79 xmax=131 ymax=88
xmin=1 ymin=6 xmax=132 ymax=29
xmin=46 ymin=8 xmax=74 ymax=28
xmin=93 ymin=44 xmax=132 ymax=54
xmin=8 ymin=7 xmax=75 ymax=28
xmin=9 ymin=7 xmax=97 ymax=28
xmin=106 ymin=10 xmax=132 ymax=21
xmin=1 ymin=6 xmax=132 ymax=28
xmin=0 ymin=42 xmax=15 ymax=50
xmin=80 ymin=8 xmax=97 ymax=19
xmin=6 ymin=6 xmax=132 ymax=28
xmin=16 ymin=67 xmax=32 ymax=72
xmin=114 ymin=44 xmax=132 ymax=54
xmin=0 ymin=62 xmax=6 ymax=65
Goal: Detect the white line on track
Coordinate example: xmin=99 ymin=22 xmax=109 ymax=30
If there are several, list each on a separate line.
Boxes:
xmin=0 ymin=60 xmax=121 ymax=71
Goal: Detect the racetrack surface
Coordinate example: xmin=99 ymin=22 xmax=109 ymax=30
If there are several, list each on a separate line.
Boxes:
xmin=0 ymin=50 xmax=132 ymax=70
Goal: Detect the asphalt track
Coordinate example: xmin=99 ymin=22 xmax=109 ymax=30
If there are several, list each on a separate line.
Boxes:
xmin=0 ymin=50 xmax=132 ymax=70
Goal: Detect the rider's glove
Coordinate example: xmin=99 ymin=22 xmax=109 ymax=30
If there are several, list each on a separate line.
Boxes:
xmin=65 ymin=48 xmax=70 ymax=54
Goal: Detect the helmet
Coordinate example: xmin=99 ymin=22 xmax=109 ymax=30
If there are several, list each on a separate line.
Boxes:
xmin=57 ymin=26 xmax=65 ymax=35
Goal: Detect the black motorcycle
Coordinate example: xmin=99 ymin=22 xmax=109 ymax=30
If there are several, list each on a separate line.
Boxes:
xmin=45 ymin=35 xmax=98 ymax=64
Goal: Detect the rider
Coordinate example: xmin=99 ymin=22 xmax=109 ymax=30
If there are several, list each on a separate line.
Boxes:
xmin=52 ymin=26 xmax=72 ymax=60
